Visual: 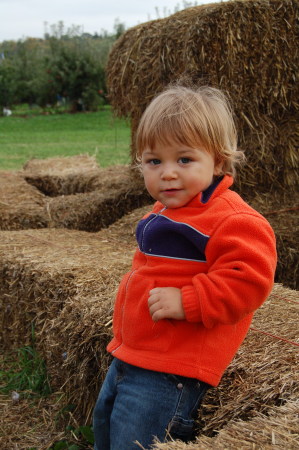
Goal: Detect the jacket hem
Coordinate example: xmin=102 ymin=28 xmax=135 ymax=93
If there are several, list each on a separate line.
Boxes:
xmin=107 ymin=342 xmax=221 ymax=387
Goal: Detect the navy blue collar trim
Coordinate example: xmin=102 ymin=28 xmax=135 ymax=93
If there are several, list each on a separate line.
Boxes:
xmin=201 ymin=176 xmax=224 ymax=204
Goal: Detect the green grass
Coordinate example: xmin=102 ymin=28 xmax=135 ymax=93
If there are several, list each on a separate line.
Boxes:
xmin=0 ymin=345 xmax=51 ymax=397
xmin=0 ymin=344 xmax=94 ymax=449
xmin=0 ymin=106 xmax=132 ymax=170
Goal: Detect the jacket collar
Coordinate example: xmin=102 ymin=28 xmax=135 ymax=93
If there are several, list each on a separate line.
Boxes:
xmin=189 ymin=174 xmax=234 ymax=207
xmin=155 ymin=175 xmax=234 ymax=210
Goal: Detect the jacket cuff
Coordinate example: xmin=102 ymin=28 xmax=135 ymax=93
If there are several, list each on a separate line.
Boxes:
xmin=181 ymin=285 xmax=202 ymax=323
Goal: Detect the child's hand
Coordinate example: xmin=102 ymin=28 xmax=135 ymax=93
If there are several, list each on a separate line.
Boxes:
xmin=148 ymin=287 xmax=186 ymax=322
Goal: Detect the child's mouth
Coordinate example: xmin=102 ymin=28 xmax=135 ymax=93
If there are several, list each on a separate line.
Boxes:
xmin=163 ymin=188 xmax=181 ymax=195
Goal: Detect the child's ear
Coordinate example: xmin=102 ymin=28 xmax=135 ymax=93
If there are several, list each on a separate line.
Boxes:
xmin=134 ymin=156 xmax=143 ymax=174
xmin=214 ymin=161 xmax=224 ymax=176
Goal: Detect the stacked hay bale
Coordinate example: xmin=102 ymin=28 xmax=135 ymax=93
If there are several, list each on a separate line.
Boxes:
xmin=0 ymin=155 xmax=151 ymax=232
xmin=34 ymin=163 xmax=150 ymax=232
xmin=26 ymin=157 xmax=150 ymax=232
xmin=106 ymin=0 xmax=299 ymax=289
xmin=24 ymin=154 xmax=145 ymax=197
xmin=0 ymin=209 xmax=298 ymax=445
xmin=1 ymin=156 xmax=297 ymax=288
xmin=153 ymin=285 xmax=299 ymax=449
xmin=248 ymin=191 xmax=298 ymax=289
xmin=23 ymin=154 xmax=101 ymax=196
xmin=0 ymin=171 xmax=48 ymax=230
xmin=0 ymin=206 xmax=148 ymax=423
xmin=107 ymin=0 xmax=299 ymax=194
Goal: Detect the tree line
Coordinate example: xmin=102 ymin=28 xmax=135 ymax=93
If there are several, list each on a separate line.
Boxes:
xmin=0 ymin=3 xmax=199 ymax=115
xmin=0 ymin=21 xmax=125 ymax=114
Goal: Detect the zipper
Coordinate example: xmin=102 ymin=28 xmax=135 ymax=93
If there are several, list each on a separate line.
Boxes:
xmin=111 ymin=344 xmax=122 ymax=355
xmin=112 ymin=207 xmax=167 ymax=356
xmin=125 ymin=269 xmax=137 ymax=293
xmin=111 ymin=268 xmax=137 ymax=355
xmin=141 ymin=207 xmax=166 ymax=251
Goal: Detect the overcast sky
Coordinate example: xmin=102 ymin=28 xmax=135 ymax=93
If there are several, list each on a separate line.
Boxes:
xmin=0 ymin=0 xmax=217 ymax=42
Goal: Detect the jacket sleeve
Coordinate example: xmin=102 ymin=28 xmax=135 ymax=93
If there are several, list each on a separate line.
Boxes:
xmin=181 ymin=212 xmax=277 ymax=328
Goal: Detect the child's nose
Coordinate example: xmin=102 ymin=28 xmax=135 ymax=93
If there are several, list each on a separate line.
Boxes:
xmin=161 ymin=165 xmax=178 ymax=180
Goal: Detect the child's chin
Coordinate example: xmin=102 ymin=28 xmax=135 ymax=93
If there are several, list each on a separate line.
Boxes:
xmin=163 ymin=200 xmax=187 ymax=209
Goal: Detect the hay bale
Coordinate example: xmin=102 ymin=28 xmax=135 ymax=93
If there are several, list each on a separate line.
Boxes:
xmin=247 ymin=191 xmax=299 ymax=290
xmin=0 ymin=171 xmax=48 ymax=230
xmin=106 ymin=0 xmax=299 ymax=192
xmin=23 ymin=154 xmax=101 ymax=196
xmin=0 ymin=227 xmax=125 ymax=421
xmin=200 ymin=400 xmax=299 ymax=449
xmin=0 ymin=219 xmax=141 ymax=350
xmin=0 ymin=389 xmax=67 ymax=450
xmin=43 ymin=169 xmax=150 ymax=232
xmin=152 ymin=284 xmax=299 ymax=449
xmin=198 ymin=284 xmax=298 ymax=433
xmin=23 ymin=155 xmax=149 ymax=200
xmin=0 ymin=206 xmax=150 ymax=423
xmin=32 ymin=160 xmax=151 ymax=231
xmin=0 ymin=157 xmax=151 ymax=232
xmin=1 ymin=198 xmax=298 ymax=434
xmin=23 ymin=155 xmax=142 ymax=195
xmin=152 ymin=400 xmax=299 ymax=449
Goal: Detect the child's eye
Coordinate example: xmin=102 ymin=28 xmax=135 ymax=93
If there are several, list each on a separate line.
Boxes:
xmin=179 ymin=157 xmax=192 ymax=164
xmin=149 ymin=159 xmax=161 ymax=165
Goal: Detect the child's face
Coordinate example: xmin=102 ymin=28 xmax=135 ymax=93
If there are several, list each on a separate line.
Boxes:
xmin=141 ymin=142 xmax=221 ymax=208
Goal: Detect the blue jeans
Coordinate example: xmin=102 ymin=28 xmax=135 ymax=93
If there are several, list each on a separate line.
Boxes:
xmin=93 ymin=358 xmax=210 ymax=450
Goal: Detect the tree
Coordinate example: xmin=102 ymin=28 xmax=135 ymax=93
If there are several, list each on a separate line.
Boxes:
xmin=0 ymin=58 xmax=17 ymax=111
xmin=0 ymin=20 xmax=126 ymax=111
xmin=44 ymin=35 xmax=107 ymax=111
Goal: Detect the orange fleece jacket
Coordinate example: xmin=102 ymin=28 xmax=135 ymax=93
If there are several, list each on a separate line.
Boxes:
xmin=107 ymin=176 xmax=277 ymax=386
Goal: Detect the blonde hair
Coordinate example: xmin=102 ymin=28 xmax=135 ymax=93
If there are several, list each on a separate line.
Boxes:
xmin=136 ymin=84 xmax=244 ymax=177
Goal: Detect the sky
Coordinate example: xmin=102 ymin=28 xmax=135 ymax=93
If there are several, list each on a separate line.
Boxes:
xmin=0 ymin=0 xmax=217 ymax=42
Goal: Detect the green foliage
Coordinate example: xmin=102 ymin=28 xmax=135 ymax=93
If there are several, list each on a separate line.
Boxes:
xmin=0 ymin=21 xmax=124 ymax=112
xmin=0 ymin=330 xmax=51 ymax=397
xmin=51 ymin=443 xmax=80 ymax=450
xmin=0 ymin=38 xmax=52 ymax=111
xmin=0 ymin=59 xmax=17 ymax=107
xmin=44 ymin=36 xmax=106 ymax=111
xmin=76 ymin=426 xmax=94 ymax=444
xmin=13 ymin=39 xmax=48 ymax=105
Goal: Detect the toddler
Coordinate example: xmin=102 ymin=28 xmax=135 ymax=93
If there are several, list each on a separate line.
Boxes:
xmin=93 ymin=84 xmax=277 ymax=449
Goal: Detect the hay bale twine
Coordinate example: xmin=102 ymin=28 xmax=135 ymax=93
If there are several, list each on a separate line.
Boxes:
xmin=106 ymin=0 xmax=299 ymax=193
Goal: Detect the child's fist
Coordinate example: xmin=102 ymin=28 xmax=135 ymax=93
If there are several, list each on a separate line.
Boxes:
xmin=148 ymin=287 xmax=185 ymax=322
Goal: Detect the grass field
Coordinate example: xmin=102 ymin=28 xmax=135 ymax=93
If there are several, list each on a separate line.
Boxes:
xmin=0 ymin=106 xmax=132 ymax=170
